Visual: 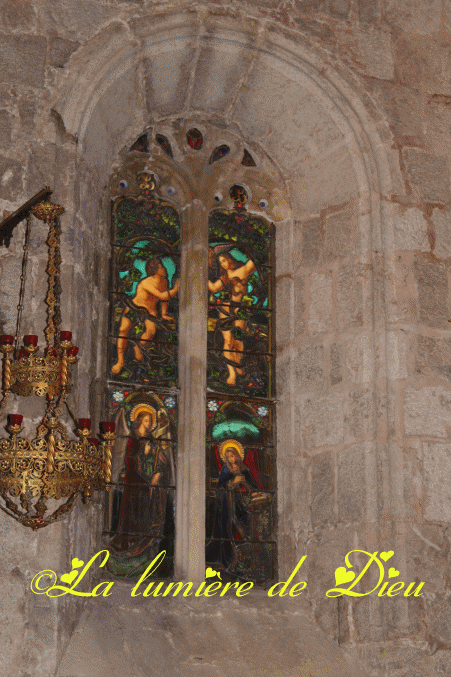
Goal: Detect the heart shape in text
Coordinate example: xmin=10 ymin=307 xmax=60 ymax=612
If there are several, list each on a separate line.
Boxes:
xmin=205 ymin=567 xmax=221 ymax=579
xmin=71 ymin=558 xmax=84 ymax=569
xmin=380 ymin=551 xmax=394 ymax=562
xmin=60 ymin=570 xmax=79 ymax=585
xmin=334 ymin=566 xmax=356 ymax=586
xmin=388 ymin=567 xmax=400 ymax=578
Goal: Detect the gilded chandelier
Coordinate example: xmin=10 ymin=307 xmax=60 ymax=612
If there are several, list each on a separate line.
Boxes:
xmin=0 ymin=190 xmax=115 ymax=530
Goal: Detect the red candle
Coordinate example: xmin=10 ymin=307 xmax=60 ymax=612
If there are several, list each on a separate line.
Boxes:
xmin=1 ymin=335 xmax=14 ymax=345
xmin=18 ymin=348 xmax=28 ymax=359
xmin=9 ymin=414 xmax=23 ymax=426
xmin=24 ymin=335 xmax=38 ymax=346
xmin=88 ymin=438 xmax=99 ymax=446
xmin=68 ymin=346 xmax=79 ymax=356
xmin=60 ymin=331 xmax=72 ymax=342
xmin=101 ymin=421 xmax=115 ymax=433
xmin=78 ymin=418 xmax=91 ymax=430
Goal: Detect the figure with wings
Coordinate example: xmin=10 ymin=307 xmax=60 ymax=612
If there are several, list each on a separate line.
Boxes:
xmin=108 ymin=402 xmax=175 ymax=558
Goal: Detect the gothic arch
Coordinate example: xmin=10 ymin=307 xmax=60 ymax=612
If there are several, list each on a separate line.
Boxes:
xmin=51 ymin=8 xmax=401 ymax=586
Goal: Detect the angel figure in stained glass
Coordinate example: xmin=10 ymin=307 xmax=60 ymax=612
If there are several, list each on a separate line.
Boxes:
xmin=107 ymin=402 xmax=175 ymax=564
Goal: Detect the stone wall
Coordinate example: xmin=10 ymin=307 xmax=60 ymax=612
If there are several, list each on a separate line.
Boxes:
xmin=1 ymin=1 xmax=451 ymax=676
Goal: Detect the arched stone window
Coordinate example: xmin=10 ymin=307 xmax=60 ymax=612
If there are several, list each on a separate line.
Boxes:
xmin=103 ymin=122 xmax=283 ymax=583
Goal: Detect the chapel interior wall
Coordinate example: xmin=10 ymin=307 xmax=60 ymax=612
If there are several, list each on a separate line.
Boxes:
xmin=1 ymin=2 xmax=451 ymax=676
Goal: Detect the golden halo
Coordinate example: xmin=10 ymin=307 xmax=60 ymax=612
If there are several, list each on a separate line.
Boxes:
xmin=130 ymin=404 xmax=157 ymax=430
xmin=219 ymin=439 xmax=245 ymax=462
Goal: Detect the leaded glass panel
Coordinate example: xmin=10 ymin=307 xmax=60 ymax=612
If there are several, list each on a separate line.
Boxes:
xmin=206 ymin=205 xmax=276 ymax=584
xmin=105 ymin=186 xmax=179 ymax=578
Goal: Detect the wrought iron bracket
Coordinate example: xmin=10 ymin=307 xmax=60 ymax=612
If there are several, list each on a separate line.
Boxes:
xmin=0 ymin=187 xmax=52 ymax=247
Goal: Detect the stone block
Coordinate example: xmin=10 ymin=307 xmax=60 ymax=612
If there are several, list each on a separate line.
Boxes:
xmin=191 ymin=42 xmax=253 ymax=115
xmin=395 ymin=34 xmax=451 ymax=95
xmin=301 ymin=217 xmax=323 ymax=266
xmin=403 ymin=148 xmax=450 ymax=203
xmin=0 ymin=154 xmax=23 ymax=201
xmin=293 ymin=273 xmax=306 ymax=335
xmin=324 ymin=204 xmax=356 ymax=261
xmin=338 ymin=444 xmax=365 ymax=521
xmin=0 ymin=0 xmax=36 ymax=31
xmin=393 ymin=207 xmax=429 ymax=252
xmin=293 ymin=342 xmax=324 ymax=389
xmin=330 ymin=0 xmax=350 ymax=18
xmin=423 ymin=442 xmax=451 ymax=521
xmin=306 ymin=524 xmax=355 ymax=600
xmin=386 ymin=330 xmax=409 ymax=381
xmin=295 ymin=0 xmax=322 ymax=10
xmin=293 ymin=16 xmax=334 ymax=44
xmin=0 ymin=110 xmax=12 ymax=148
xmin=434 ymin=651 xmax=451 ymax=676
xmin=414 ymin=256 xmax=448 ymax=329
xmin=405 ymin=524 xmax=446 ymax=593
xmin=144 ymin=43 xmax=196 ymax=118
xmin=387 ymin=0 xmax=441 ymax=34
xmin=311 ymin=451 xmax=334 ymax=526
xmin=346 ymin=387 xmax=373 ymax=440
xmin=233 ymin=52 xmax=314 ymax=143
xmin=404 ymin=386 xmax=451 ymax=437
xmin=18 ymin=97 xmax=35 ymax=135
xmin=330 ymin=342 xmax=342 ymax=385
xmin=0 ymin=34 xmax=46 ymax=88
xmin=308 ymin=272 xmax=332 ymax=333
xmin=50 ymin=37 xmax=80 ymax=68
xmin=383 ymin=644 xmax=435 ymax=676
xmin=432 ymin=209 xmax=451 ymax=258
xmin=40 ymin=0 xmax=117 ymax=41
xmin=302 ymin=392 xmax=344 ymax=448
xmin=290 ymin=144 xmax=358 ymax=217
xmin=336 ymin=25 xmax=395 ymax=80
xmin=26 ymin=144 xmax=56 ymax=195
xmin=384 ymin=251 xmax=418 ymax=324
xmin=337 ymin=264 xmax=364 ymax=330
xmin=415 ymin=334 xmax=451 ymax=381
xmin=358 ymin=0 xmax=380 ymax=23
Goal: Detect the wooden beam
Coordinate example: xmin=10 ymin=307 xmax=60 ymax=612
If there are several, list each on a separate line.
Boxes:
xmin=0 ymin=186 xmax=53 ymax=248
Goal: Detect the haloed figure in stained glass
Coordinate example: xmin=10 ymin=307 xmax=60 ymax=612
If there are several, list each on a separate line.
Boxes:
xmin=208 ymin=247 xmax=256 ymax=385
xmin=112 ymin=258 xmax=179 ymax=375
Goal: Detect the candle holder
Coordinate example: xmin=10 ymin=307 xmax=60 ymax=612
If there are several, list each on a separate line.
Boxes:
xmin=0 ymin=194 xmax=115 ymax=530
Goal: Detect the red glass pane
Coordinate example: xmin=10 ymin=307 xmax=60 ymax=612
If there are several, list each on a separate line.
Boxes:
xmin=187 ymin=128 xmax=203 ymax=150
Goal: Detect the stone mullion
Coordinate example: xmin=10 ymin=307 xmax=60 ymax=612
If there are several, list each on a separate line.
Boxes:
xmin=175 ymin=200 xmax=208 ymax=584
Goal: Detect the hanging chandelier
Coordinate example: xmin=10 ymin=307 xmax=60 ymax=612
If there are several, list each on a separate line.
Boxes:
xmin=0 ymin=189 xmax=115 ymax=530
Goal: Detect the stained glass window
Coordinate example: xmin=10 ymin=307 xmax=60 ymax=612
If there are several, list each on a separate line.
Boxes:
xmin=209 ymin=145 xmax=230 ymax=164
xmin=156 ymin=134 xmax=173 ymax=158
xmin=104 ymin=141 xmax=277 ymax=585
xmin=205 ymin=195 xmax=276 ymax=583
xmin=129 ymin=134 xmax=149 ymax=153
xmin=186 ymin=128 xmax=203 ymax=150
xmin=104 ymin=175 xmax=180 ymax=578
xmin=242 ymin=149 xmax=256 ymax=166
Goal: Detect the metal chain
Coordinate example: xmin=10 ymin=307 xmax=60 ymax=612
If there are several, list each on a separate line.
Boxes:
xmin=53 ymin=217 xmax=62 ymax=348
xmin=14 ymin=214 xmax=32 ymax=351
xmin=44 ymin=216 xmax=59 ymax=349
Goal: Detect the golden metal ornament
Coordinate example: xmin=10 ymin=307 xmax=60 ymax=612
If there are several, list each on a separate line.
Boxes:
xmin=0 ymin=193 xmax=115 ymax=530
xmin=0 ymin=417 xmax=115 ymax=530
xmin=31 ymin=200 xmax=65 ymax=223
